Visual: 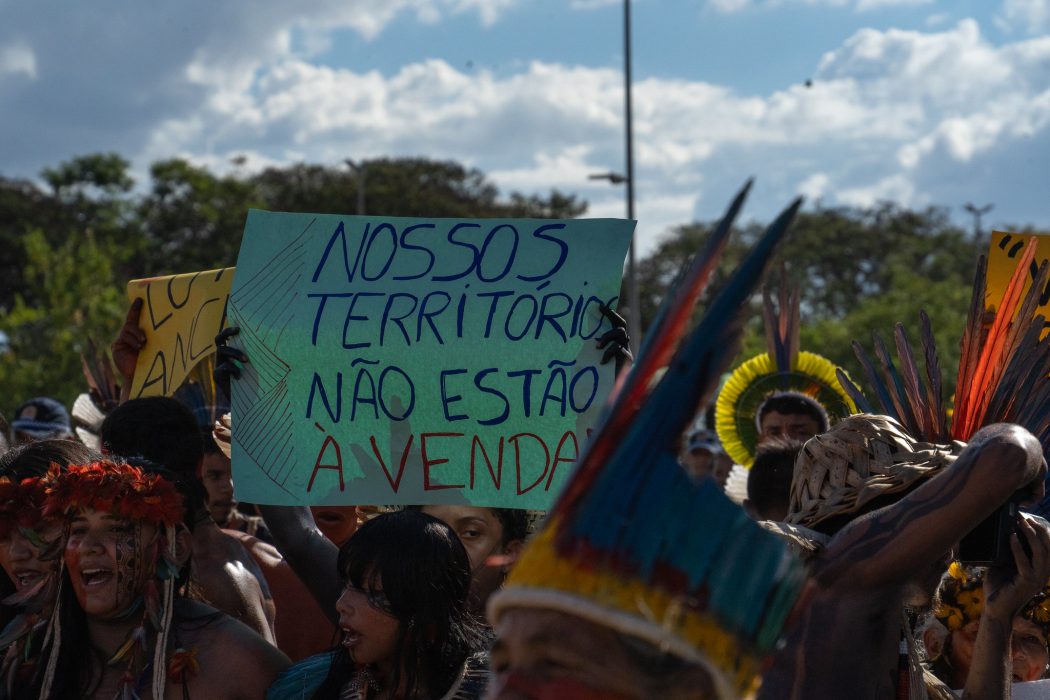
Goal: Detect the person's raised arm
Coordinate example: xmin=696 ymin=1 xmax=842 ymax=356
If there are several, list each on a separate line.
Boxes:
xmin=818 ymin=423 xmax=1047 ymax=590
xmin=213 ymin=410 xmax=342 ymax=623
xmin=960 ymin=515 xmax=1050 ymax=699
xmin=111 ymin=298 xmax=146 ymax=403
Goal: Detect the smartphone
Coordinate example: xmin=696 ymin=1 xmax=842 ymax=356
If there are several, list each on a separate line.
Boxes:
xmin=957 ymin=501 xmax=1018 ymax=566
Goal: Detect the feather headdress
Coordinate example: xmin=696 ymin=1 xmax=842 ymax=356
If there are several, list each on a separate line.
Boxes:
xmin=491 ymin=185 xmax=808 ymax=697
xmin=837 ymin=237 xmax=1050 ymax=448
xmin=38 ymin=460 xmax=184 ymax=700
xmin=715 ymin=269 xmax=856 ymax=467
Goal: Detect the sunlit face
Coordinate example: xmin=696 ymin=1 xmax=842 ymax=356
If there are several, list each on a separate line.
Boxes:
xmin=335 ymin=577 xmax=400 ymax=671
xmin=1010 ymin=617 xmax=1048 ymax=683
xmin=310 ymin=506 xmax=360 ymax=547
xmin=759 ymin=411 xmax=821 ymax=443
xmin=201 ymin=452 xmax=236 ymax=525
xmin=0 ymin=519 xmax=62 ymax=593
xmin=64 ymin=510 xmax=158 ymax=619
xmin=422 ymin=505 xmax=511 ymax=611
xmin=948 ymin=616 xmax=1049 ymax=684
xmin=488 ymin=607 xmax=715 ymax=699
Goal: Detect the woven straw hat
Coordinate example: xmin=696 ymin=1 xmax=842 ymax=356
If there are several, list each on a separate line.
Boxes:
xmin=786 ymin=414 xmax=964 ymax=530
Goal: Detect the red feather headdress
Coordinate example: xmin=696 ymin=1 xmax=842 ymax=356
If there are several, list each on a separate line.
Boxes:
xmin=0 ymin=476 xmax=49 ymax=539
xmin=41 ymin=460 xmax=184 ymax=528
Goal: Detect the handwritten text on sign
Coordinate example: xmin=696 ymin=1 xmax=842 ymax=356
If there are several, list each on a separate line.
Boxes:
xmin=127 ymin=268 xmax=233 ymax=398
xmin=229 ymin=212 xmax=634 ymax=508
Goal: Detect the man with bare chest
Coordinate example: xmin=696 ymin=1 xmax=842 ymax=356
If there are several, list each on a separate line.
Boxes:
xmin=759 ymin=415 xmax=1047 ymax=699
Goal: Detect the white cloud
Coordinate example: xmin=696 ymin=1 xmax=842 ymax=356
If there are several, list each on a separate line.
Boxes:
xmin=0 ymin=42 xmax=36 ymax=79
xmin=798 ymin=172 xmax=830 ymax=200
xmin=838 ymin=174 xmax=917 ymax=207
xmin=999 ymin=0 xmax=1050 ymax=33
xmin=4 ymin=4 xmax=1050 ymax=251
xmin=708 ymin=0 xmax=934 ymax=12
xmin=855 ymin=0 xmax=932 ymax=11
xmin=570 ymin=0 xmax=622 ymax=8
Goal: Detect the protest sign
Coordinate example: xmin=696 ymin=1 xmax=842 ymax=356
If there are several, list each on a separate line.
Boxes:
xmin=986 ymin=231 xmax=1050 ymax=334
xmin=229 ymin=211 xmax=634 ymax=508
xmin=127 ymin=268 xmax=234 ymax=398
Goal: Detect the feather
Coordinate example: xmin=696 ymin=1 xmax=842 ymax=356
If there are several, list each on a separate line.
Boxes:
xmin=873 ymin=332 xmax=919 ymax=435
xmin=836 ymin=367 xmax=873 ymax=414
xmin=0 ymin=614 xmax=33 ymax=650
xmin=850 ymin=340 xmax=898 ymax=419
xmin=1 ymin=572 xmax=51 ymax=607
xmin=954 ymin=238 xmax=1039 ymax=439
xmin=559 ymin=196 xmax=801 ymax=553
xmin=919 ymin=311 xmax=947 ymax=442
xmin=893 ymin=323 xmax=932 ymax=440
xmin=952 ymin=256 xmax=988 ymax=438
xmin=762 ymin=266 xmax=801 ymax=374
xmin=553 ymin=180 xmax=753 ymax=517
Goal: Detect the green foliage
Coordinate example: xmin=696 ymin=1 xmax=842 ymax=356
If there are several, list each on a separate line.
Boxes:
xmin=0 ymin=153 xmax=588 ymax=413
xmin=638 ymin=203 xmax=987 ymax=403
xmin=0 ymin=230 xmax=126 ymax=416
xmin=139 ymin=158 xmax=265 ymax=273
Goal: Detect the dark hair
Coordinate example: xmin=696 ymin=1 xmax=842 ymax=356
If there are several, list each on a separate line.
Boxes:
xmin=99 ymin=398 xmax=204 ymax=477
xmin=747 ymin=438 xmax=802 ymax=520
xmin=758 ymin=393 xmax=829 ymax=432
xmin=490 ymin=508 xmax=529 ymax=546
xmin=316 ymin=510 xmax=483 ymax=699
xmin=0 ymin=439 xmax=99 ymax=480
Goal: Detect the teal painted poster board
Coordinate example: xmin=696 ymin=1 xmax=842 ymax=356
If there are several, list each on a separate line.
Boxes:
xmin=229 ymin=211 xmax=634 ymax=508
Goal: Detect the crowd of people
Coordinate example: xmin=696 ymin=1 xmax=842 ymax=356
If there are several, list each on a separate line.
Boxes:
xmin=3 ymin=207 xmax=1050 ymax=699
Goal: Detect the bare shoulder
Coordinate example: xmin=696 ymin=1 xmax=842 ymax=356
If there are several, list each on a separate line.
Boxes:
xmin=175 ymin=600 xmax=290 ymax=699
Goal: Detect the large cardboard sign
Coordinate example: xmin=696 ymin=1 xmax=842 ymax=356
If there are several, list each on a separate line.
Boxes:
xmin=127 ymin=268 xmax=234 ymax=398
xmin=987 ymin=232 xmax=1050 ymax=319
xmin=229 ymin=211 xmax=634 ymax=508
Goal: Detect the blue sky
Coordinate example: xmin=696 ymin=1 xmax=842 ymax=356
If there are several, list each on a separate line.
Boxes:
xmin=2 ymin=0 xmax=1049 ymax=254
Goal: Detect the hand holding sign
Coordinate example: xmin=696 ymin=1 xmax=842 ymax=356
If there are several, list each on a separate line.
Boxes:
xmin=112 ymin=298 xmax=147 ymax=394
xmin=125 ymin=267 xmax=235 ymax=398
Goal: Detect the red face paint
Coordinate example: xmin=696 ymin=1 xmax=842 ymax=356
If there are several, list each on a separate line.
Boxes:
xmin=490 ymin=672 xmax=635 ymax=700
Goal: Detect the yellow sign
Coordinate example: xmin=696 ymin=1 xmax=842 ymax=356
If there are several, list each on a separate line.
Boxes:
xmin=127 ymin=268 xmax=234 ymax=398
xmin=986 ymin=232 xmax=1050 ymax=321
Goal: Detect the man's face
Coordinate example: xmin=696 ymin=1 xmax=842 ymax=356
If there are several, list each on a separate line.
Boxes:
xmin=488 ymin=608 xmax=643 ymax=699
xmin=759 ymin=411 xmax=821 ymax=443
xmin=681 ymin=449 xmax=714 ymax=479
xmin=201 ymin=452 xmax=236 ymax=525
xmin=422 ymin=505 xmax=518 ymax=611
xmin=64 ymin=509 xmax=158 ymax=619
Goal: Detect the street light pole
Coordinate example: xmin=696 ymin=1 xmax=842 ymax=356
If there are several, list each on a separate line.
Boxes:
xmin=346 ymin=159 xmax=367 ymax=215
xmin=963 ymin=202 xmax=993 ymax=239
xmin=622 ymin=0 xmax=640 ymax=351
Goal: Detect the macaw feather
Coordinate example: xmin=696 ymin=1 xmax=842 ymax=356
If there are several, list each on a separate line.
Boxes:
xmin=553 ymin=180 xmax=753 ymax=517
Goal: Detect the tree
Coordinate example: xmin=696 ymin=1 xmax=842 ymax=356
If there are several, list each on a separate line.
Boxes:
xmin=637 ymin=203 xmax=984 ymax=400
xmin=138 ymin=158 xmax=265 ymax=274
xmin=252 ymin=157 xmax=586 ymax=219
xmin=0 ymin=154 xmax=140 ymax=311
xmin=0 ymin=230 xmax=126 ymax=417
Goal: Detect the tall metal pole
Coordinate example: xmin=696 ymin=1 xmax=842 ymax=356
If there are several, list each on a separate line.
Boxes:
xmin=623 ymin=0 xmax=640 ymax=351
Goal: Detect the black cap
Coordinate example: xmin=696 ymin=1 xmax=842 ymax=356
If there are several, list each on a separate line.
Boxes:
xmin=11 ymin=397 xmax=72 ymax=439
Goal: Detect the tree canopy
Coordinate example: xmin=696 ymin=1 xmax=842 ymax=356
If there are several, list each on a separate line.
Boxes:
xmin=0 ymin=152 xmax=1039 ymax=422
xmin=636 ymin=203 xmax=996 ymax=402
xmin=0 ymin=153 xmax=586 ymax=415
